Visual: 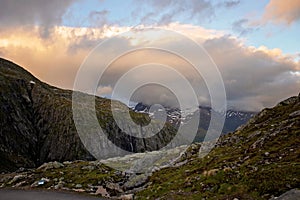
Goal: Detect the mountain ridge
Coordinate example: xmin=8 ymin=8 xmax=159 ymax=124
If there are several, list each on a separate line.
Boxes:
xmin=136 ymin=92 xmax=300 ymax=199
xmin=0 ymin=89 xmax=298 ymax=199
xmin=133 ymin=102 xmax=256 ymax=141
xmin=0 ymin=57 xmax=176 ymax=172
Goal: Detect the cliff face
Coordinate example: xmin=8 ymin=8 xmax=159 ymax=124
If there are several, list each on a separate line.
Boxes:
xmin=0 ymin=58 xmax=176 ymax=172
xmin=0 ymin=59 xmax=38 ymax=170
xmin=0 ymin=58 xmax=92 ymax=171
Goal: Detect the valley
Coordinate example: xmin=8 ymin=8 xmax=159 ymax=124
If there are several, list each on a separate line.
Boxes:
xmin=0 ymin=58 xmax=299 ymax=199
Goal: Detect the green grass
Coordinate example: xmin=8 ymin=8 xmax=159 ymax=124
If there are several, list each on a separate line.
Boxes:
xmin=136 ymin=97 xmax=300 ymax=199
xmin=2 ymin=161 xmax=125 ymax=190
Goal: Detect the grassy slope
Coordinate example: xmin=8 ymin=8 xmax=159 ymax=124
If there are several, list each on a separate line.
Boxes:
xmin=136 ymin=95 xmax=300 ymax=200
xmin=0 ymin=57 xmax=176 ymax=172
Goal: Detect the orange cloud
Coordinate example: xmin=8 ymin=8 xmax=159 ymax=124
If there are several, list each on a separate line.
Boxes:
xmin=97 ymin=85 xmax=113 ymax=96
xmin=0 ymin=26 xmax=129 ymax=89
xmin=262 ymin=0 xmax=300 ymax=25
xmin=0 ymin=24 xmax=299 ymax=111
xmin=0 ymin=24 xmax=219 ymax=90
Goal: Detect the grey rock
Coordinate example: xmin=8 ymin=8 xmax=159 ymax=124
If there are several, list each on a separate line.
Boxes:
xmin=117 ymin=193 xmax=134 ymax=200
xmin=37 ymin=161 xmax=64 ymax=171
xmin=81 ymin=166 xmax=95 ymax=171
xmin=123 ymin=174 xmax=149 ymax=190
xmin=8 ymin=174 xmax=27 ymax=185
xmin=289 ymin=110 xmax=300 ymax=118
xmin=13 ymin=180 xmax=27 ymax=187
xmin=106 ymin=182 xmax=123 ymax=193
xmin=95 ymin=186 xmax=110 ymax=197
xmin=54 ymin=181 xmax=65 ymax=190
xmin=269 ymin=189 xmax=300 ymax=200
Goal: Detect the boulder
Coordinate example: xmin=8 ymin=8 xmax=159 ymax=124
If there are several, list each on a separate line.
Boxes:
xmin=269 ymin=189 xmax=300 ymax=200
xmin=37 ymin=161 xmax=64 ymax=171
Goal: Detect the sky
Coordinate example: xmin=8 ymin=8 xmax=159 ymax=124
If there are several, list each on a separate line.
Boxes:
xmin=0 ymin=0 xmax=299 ymax=111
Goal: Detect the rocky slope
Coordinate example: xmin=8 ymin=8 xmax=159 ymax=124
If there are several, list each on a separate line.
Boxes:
xmin=136 ymin=93 xmax=300 ymax=199
xmin=0 ymin=148 xmax=186 ymax=199
xmin=1 ymin=93 xmax=299 ymax=199
xmin=0 ymin=58 xmax=176 ymax=172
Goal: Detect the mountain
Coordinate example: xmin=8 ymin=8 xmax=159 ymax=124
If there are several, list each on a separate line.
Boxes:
xmin=0 ymin=58 xmax=176 ymax=172
xmin=223 ymin=109 xmax=256 ymax=133
xmin=133 ymin=102 xmax=256 ymax=141
xmin=0 ymin=91 xmax=298 ymax=199
xmin=133 ymin=102 xmax=182 ymax=127
xmin=136 ymin=93 xmax=300 ymax=199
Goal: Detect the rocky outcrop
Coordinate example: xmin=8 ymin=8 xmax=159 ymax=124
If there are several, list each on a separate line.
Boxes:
xmin=0 ymin=92 xmax=299 ymax=199
xmin=136 ymin=93 xmax=300 ymax=199
xmin=0 ymin=58 xmax=177 ymax=172
xmin=269 ymin=189 xmax=300 ymax=200
xmin=0 ymin=160 xmax=129 ymax=198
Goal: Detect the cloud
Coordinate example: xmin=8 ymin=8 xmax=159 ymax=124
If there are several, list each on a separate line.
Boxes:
xmin=132 ymin=0 xmax=214 ymax=25
xmin=262 ymin=0 xmax=300 ymax=25
xmin=89 ymin=10 xmax=109 ymax=27
xmin=0 ymin=25 xmax=128 ymax=89
xmin=0 ymin=0 xmax=76 ymax=37
xmin=130 ymin=84 xmax=180 ymax=107
xmin=0 ymin=24 xmax=298 ymax=111
xmin=67 ymin=25 xmax=131 ymax=53
xmin=76 ymin=25 xmax=299 ymax=111
xmin=203 ymin=36 xmax=299 ymax=110
xmin=232 ymin=19 xmax=256 ymax=36
xmin=97 ymin=85 xmax=113 ymax=96
xmin=223 ymin=0 xmax=240 ymax=8
xmin=131 ymin=0 xmax=241 ymax=26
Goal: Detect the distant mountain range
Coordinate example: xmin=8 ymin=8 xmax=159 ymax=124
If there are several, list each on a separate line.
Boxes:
xmin=133 ymin=102 xmax=256 ymax=142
